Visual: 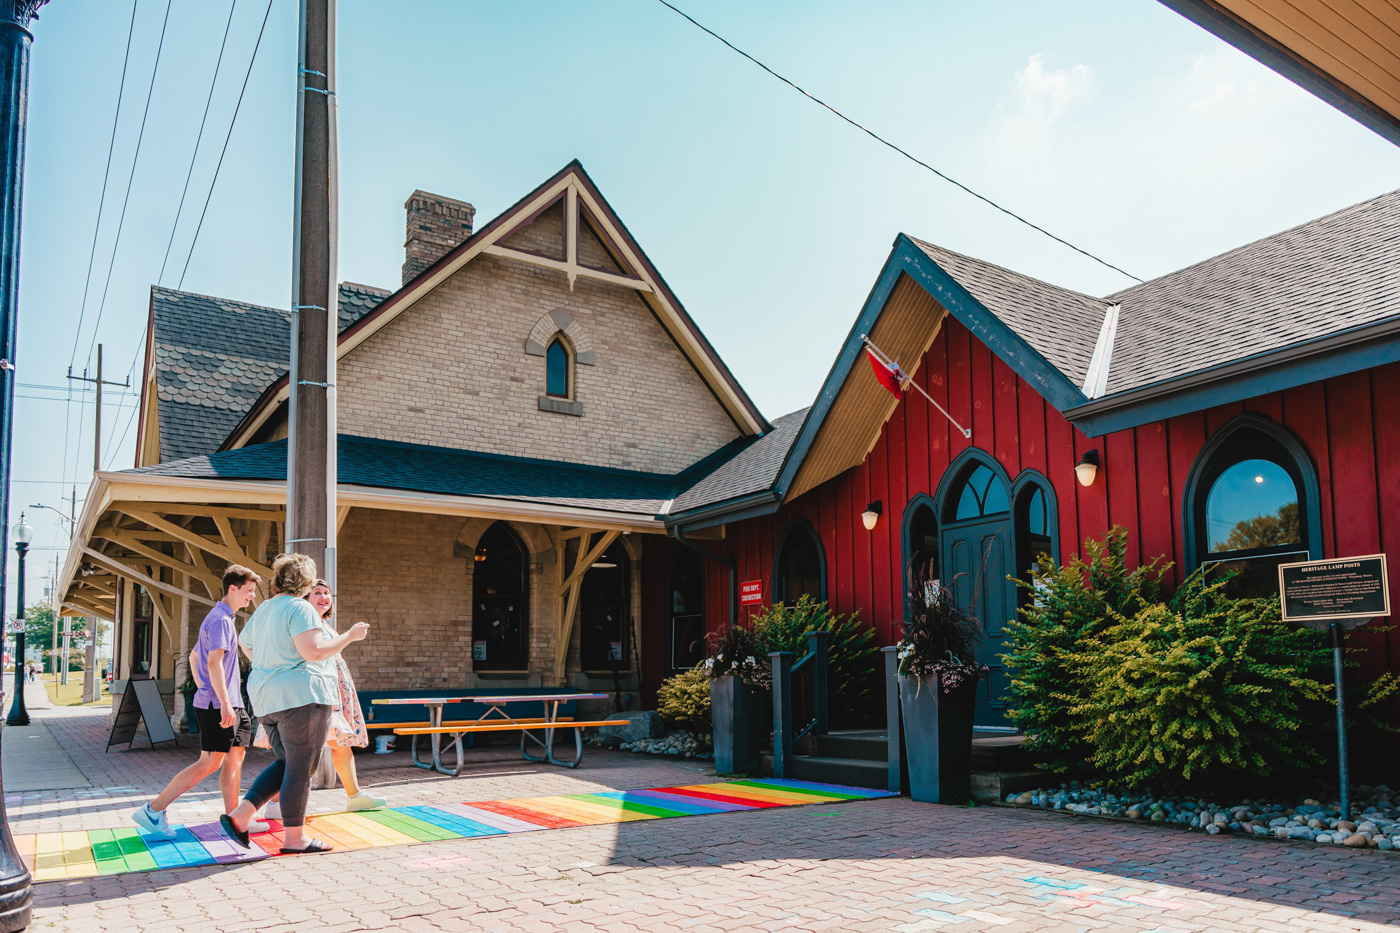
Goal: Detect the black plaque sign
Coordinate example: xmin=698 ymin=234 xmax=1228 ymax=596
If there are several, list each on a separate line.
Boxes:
xmin=1278 ymin=554 xmax=1390 ymax=629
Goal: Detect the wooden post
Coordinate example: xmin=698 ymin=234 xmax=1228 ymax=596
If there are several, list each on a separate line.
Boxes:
xmin=770 ymin=651 xmax=793 ymax=778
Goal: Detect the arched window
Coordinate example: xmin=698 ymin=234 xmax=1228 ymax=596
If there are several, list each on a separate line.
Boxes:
xmin=904 ymin=498 xmax=939 ymax=609
xmin=773 ymin=519 xmax=825 ymax=604
xmin=668 ymin=549 xmax=705 ymax=672
xmin=1185 ymin=416 xmax=1319 ymax=599
xmin=580 ymin=540 xmax=630 ymax=671
xmin=1013 ymin=478 xmax=1056 ymax=608
xmin=546 ymin=337 xmax=571 ymax=398
xmin=472 ymin=523 xmax=529 ymax=670
xmin=949 ymin=462 xmax=1011 ymax=522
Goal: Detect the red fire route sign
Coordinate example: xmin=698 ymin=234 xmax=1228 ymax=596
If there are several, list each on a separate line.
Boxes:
xmin=740 ymin=580 xmax=763 ymax=605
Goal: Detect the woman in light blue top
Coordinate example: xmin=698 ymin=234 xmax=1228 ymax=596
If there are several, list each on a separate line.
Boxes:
xmin=220 ymin=553 xmax=368 ymax=854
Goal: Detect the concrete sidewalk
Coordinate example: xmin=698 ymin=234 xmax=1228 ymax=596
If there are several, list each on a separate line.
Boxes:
xmin=1 ymin=680 xmax=90 ymax=791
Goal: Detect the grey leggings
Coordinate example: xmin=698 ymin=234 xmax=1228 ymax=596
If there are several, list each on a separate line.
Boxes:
xmin=244 ymin=703 xmax=331 ymax=828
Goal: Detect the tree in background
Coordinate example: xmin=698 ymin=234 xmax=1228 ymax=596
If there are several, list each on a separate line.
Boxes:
xmin=21 ymin=605 xmax=104 ymax=672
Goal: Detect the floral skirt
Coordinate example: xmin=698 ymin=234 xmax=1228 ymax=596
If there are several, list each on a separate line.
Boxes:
xmin=328 ymin=655 xmax=369 ymax=747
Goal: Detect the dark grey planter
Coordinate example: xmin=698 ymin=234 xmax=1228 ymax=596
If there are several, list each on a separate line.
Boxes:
xmin=711 ymin=675 xmax=762 ymax=775
xmin=183 ymin=694 xmax=199 ymax=734
xmin=898 ymin=674 xmax=976 ymax=803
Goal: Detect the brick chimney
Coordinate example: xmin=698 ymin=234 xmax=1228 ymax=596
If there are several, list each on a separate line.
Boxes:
xmin=402 ymin=190 xmax=476 ymax=285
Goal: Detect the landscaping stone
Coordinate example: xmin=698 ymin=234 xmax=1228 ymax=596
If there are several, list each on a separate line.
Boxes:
xmin=1003 ymin=781 xmax=1400 ymax=852
xmin=600 ymin=711 xmax=665 ymax=743
xmin=586 ymin=728 xmax=714 ymax=759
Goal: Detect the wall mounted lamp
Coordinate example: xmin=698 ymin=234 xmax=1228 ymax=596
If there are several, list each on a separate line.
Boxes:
xmin=861 ymin=500 xmax=883 ymax=531
xmin=1075 ymin=449 xmax=1100 ymax=487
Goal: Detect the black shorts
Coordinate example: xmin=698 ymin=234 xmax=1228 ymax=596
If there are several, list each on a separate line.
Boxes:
xmin=194 ymin=705 xmax=254 ymax=753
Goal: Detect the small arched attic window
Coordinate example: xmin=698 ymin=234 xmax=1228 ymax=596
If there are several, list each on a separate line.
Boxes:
xmin=526 ymin=308 xmax=593 ymax=416
xmin=546 ymin=336 xmax=571 ymax=398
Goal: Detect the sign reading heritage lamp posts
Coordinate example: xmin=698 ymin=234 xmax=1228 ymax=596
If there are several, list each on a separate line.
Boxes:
xmin=1278 ymin=554 xmax=1391 ymax=821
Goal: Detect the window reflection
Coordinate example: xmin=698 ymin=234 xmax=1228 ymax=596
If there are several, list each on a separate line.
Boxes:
xmin=1205 ymin=459 xmax=1299 ymax=555
xmin=953 ymin=463 xmax=1010 ymax=521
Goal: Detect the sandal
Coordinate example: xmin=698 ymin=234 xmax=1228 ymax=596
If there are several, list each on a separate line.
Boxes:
xmin=279 ymin=838 xmax=334 ymax=854
xmin=220 ymin=814 xmax=250 ymax=849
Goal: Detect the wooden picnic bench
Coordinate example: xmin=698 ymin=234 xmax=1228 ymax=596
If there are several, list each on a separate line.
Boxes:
xmin=374 ymin=693 xmax=613 ymax=775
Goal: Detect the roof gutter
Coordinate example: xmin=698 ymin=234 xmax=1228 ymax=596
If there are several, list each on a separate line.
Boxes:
xmin=664 ymin=488 xmax=781 ymax=534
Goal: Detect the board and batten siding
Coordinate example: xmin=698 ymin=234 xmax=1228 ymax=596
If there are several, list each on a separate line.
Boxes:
xmin=653 ymin=315 xmax=1400 ymax=777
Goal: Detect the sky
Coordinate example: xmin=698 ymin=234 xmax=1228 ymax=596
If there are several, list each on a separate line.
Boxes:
xmin=7 ymin=0 xmax=1400 ymax=617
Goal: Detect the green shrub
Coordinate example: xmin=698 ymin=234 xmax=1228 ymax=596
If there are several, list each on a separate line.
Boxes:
xmin=1002 ymin=527 xmax=1167 ymax=772
xmin=749 ymin=595 xmax=879 ymax=727
xmin=1076 ymin=571 xmax=1332 ymax=790
xmin=657 ymin=666 xmax=712 ymax=733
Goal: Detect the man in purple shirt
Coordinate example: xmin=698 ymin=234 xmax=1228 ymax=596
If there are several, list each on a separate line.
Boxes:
xmin=133 ymin=565 xmax=263 ymax=840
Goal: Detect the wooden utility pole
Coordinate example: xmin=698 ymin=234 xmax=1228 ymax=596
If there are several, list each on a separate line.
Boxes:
xmin=286 ymin=0 xmax=338 ymax=593
xmin=66 ymin=344 xmax=129 ymax=472
xmin=289 ymin=0 xmax=339 ymax=790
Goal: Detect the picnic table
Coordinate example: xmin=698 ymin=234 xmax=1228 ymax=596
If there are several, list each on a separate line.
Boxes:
xmin=372 ymin=693 xmax=613 ymax=775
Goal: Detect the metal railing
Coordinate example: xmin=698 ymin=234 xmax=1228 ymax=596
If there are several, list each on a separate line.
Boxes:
xmin=770 ymin=631 xmax=829 ymax=778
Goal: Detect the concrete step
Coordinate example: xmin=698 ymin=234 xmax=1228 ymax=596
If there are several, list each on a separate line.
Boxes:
xmin=813 ymin=730 xmax=886 ymax=761
xmin=760 ymin=753 xmax=890 ymax=791
xmin=970 ymin=734 xmax=1033 ymax=772
xmin=969 ymin=770 xmax=1046 ymax=804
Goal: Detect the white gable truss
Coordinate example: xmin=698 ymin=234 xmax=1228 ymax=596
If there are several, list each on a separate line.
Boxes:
xmin=224 ymin=161 xmax=766 ymax=449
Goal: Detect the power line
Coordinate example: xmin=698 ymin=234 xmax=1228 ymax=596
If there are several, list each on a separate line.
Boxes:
xmin=68 ymin=0 xmax=139 ymax=372
xmin=157 ymin=0 xmax=238 ymax=285
xmin=84 ymin=0 xmax=175 ymax=365
xmin=653 ymin=0 xmax=1143 ymax=283
xmin=177 ymin=0 xmax=276 ymax=290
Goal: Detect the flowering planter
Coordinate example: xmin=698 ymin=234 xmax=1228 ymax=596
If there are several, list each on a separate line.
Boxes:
xmin=710 ymin=675 xmax=763 ymax=775
xmin=898 ymin=674 xmax=976 ymax=804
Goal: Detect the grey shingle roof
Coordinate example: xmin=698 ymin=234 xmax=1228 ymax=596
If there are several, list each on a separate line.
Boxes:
xmin=670 ymin=408 xmax=807 ymax=514
xmin=912 ymin=189 xmax=1400 ymax=402
xmin=909 ymin=238 xmax=1106 ymax=388
xmin=131 ymin=435 xmax=678 ymax=516
xmin=152 ymin=283 xmax=388 ymax=462
xmin=1104 ymin=189 xmax=1400 ymax=396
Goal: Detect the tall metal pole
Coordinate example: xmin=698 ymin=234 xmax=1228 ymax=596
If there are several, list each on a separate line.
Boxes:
xmin=289 ymin=0 xmax=339 ymax=790
xmin=0 ymin=2 xmax=44 ymax=926
xmin=286 ymin=0 xmax=337 ymax=591
xmin=1331 ymin=622 xmax=1350 ymax=822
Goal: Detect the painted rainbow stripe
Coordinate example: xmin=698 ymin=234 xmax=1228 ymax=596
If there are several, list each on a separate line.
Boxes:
xmin=18 ymin=779 xmax=893 ymax=881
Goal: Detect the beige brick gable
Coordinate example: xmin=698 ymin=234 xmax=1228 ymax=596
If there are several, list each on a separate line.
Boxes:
xmin=336 ymin=207 xmax=741 ymax=473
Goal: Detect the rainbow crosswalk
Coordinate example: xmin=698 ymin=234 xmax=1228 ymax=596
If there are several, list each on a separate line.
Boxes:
xmin=18 ymin=778 xmax=894 ymax=881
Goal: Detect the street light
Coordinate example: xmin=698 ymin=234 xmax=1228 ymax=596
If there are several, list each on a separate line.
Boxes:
xmin=27 ymin=503 xmax=71 ymax=532
xmin=5 ymin=514 xmax=31 ymax=727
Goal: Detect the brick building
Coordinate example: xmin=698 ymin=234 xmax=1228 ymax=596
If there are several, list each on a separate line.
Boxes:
xmin=58 ymin=161 xmax=769 ymax=723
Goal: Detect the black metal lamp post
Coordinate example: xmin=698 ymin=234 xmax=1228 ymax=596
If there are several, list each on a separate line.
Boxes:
xmin=0 ymin=2 xmax=50 ymax=929
xmin=4 ymin=514 xmax=28 ymax=727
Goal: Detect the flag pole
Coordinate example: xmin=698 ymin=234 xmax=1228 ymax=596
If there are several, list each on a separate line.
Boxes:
xmin=861 ymin=335 xmax=972 ymax=439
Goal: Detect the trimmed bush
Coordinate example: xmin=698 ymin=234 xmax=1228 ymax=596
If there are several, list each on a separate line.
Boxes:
xmin=1077 ymin=572 xmax=1331 ymax=790
xmin=656 ymin=666 xmax=712 ymax=733
xmin=1002 ymin=527 xmax=1167 ymax=772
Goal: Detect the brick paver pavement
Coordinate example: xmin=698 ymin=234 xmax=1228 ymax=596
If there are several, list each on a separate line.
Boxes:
xmin=13 ymin=695 xmax=1400 ymax=932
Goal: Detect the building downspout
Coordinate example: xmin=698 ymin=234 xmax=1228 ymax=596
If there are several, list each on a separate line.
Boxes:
xmin=671 ymin=527 xmax=738 ymax=631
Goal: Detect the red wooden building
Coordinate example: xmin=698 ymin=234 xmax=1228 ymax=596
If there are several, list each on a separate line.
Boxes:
xmin=647 ymin=190 xmax=1400 ymax=777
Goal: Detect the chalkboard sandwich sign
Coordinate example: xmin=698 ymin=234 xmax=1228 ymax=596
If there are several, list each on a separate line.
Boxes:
xmin=1277 ymin=554 xmax=1390 ymax=629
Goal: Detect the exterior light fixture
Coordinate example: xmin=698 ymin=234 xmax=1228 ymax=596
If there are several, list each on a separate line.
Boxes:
xmin=861 ymin=500 xmax=883 ymax=531
xmin=1075 ymin=450 xmax=1100 ymax=487
xmin=474 ymin=547 xmax=487 ymax=563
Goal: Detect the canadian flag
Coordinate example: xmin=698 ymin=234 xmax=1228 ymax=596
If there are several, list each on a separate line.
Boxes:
xmin=866 ymin=347 xmax=906 ymax=396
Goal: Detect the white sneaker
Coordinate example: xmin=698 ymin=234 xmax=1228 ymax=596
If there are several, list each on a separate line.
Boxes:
xmin=132 ymin=804 xmax=177 ymax=840
xmin=346 ymin=791 xmax=387 ymax=811
xmin=263 ymin=801 xmax=282 ymax=820
xmin=246 ymin=819 xmax=270 ymax=834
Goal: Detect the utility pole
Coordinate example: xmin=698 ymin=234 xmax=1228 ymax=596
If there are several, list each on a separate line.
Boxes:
xmin=66 ymin=344 xmax=129 ymax=472
xmin=0 ymin=0 xmax=42 ymax=921
xmin=288 ymin=0 xmax=339 ymax=790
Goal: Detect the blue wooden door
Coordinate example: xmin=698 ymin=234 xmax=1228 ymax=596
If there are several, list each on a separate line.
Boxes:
xmin=943 ymin=517 xmax=1014 ymax=729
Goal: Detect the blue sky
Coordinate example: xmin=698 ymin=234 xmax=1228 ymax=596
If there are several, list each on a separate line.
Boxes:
xmin=9 ymin=0 xmax=1400 ymax=615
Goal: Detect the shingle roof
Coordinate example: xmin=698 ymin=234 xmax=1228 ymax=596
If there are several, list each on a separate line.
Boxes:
xmin=131 ymin=434 xmax=678 ymax=516
xmin=670 ymin=408 xmax=807 ymax=514
xmin=909 ymin=238 xmax=1106 ymax=388
xmin=1104 ymin=189 xmax=1400 ymax=395
xmin=151 ymin=283 xmax=389 ymax=462
xmin=912 ymin=189 xmax=1400 ymax=402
